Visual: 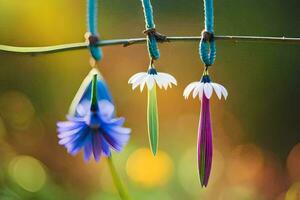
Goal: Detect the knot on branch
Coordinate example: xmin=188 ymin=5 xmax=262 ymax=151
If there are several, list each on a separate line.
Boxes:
xmin=201 ymin=30 xmax=214 ymax=42
xmin=143 ymin=28 xmax=168 ymax=43
xmin=84 ymin=32 xmax=99 ymax=46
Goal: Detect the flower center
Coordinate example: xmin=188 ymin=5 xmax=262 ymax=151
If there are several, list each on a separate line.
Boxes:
xmin=147 ymin=68 xmax=157 ymax=75
xmin=87 ymin=112 xmax=102 ymax=130
xmin=201 ymin=75 xmax=211 ymax=83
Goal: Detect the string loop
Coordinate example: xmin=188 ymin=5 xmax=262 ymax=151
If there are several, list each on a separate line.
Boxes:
xmin=87 ymin=0 xmax=103 ymax=61
xmin=141 ymin=0 xmax=162 ymax=60
xmin=199 ymin=0 xmax=216 ymax=67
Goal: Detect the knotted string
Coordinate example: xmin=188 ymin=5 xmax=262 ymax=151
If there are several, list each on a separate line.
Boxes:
xmin=86 ymin=0 xmax=103 ymax=61
xmin=141 ymin=0 xmax=165 ymax=61
xmin=199 ymin=0 xmax=216 ymax=67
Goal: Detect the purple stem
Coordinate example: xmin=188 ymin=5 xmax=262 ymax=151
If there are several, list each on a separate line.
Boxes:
xmin=197 ymin=95 xmax=213 ymax=187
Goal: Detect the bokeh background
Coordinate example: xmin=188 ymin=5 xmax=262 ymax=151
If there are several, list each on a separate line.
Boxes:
xmin=0 ymin=0 xmax=300 ymax=199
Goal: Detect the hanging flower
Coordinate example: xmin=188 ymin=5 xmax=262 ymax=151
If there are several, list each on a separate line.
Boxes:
xmin=128 ymin=67 xmax=177 ymax=155
xmin=57 ymin=75 xmax=131 ymax=161
xmin=69 ymin=68 xmax=113 ymax=117
xmin=128 ymin=68 xmax=177 ymax=92
xmin=183 ymin=75 xmax=228 ymax=100
xmin=183 ymin=73 xmax=228 ymax=187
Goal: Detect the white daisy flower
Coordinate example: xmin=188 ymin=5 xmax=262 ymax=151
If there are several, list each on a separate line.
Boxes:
xmin=183 ymin=75 xmax=228 ymax=100
xmin=128 ymin=68 xmax=177 ymax=91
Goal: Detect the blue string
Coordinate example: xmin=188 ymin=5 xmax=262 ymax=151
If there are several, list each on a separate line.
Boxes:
xmin=141 ymin=0 xmax=160 ymax=60
xmin=204 ymin=0 xmax=214 ymax=32
xmin=199 ymin=0 xmax=216 ymax=67
xmin=87 ymin=0 xmax=103 ymax=61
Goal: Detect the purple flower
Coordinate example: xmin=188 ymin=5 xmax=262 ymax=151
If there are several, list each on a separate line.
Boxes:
xmin=183 ymin=73 xmax=228 ymax=187
xmin=57 ymin=74 xmax=130 ymax=161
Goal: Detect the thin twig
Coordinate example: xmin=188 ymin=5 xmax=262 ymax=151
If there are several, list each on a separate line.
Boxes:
xmin=0 ymin=35 xmax=299 ymax=55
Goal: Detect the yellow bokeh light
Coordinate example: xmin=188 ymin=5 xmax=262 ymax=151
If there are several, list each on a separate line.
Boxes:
xmin=285 ymin=182 xmax=300 ymax=200
xmin=126 ymin=148 xmax=173 ymax=187
xmin=287 ymin=143 xmax=300 ymax=182
xmin=9 ymin=155 xmax=47 ymax=192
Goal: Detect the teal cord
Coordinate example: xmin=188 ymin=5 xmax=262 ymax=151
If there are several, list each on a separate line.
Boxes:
xmin=87 ymin=0 xmax=103 ymax=61
xmin=204 ymin=0 xmax=214 ymax=32
xmin=199 ymin=0 xmax=216 ymax=67
xmin=141 ymin=0 xmax=160 ymax=60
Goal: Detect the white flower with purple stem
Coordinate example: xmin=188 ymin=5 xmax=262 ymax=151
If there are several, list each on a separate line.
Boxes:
xmin=183 ymin=72 xmax=228 ymax=187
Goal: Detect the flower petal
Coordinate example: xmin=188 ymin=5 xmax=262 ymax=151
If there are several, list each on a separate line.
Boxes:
xmin=132 ymin=73 xmax=147 ymax=90
xmin=203 ymin=83 xmax=213 ymax=99
xmin=158 ymin=73 xmax=177 ymax=86
xmin=219 ymin=84 xmax=228 ymax=100
xmin=100 ymin=135 xmax=111 ymax=156
xmin=193 ymin=83 xmax=204 ymax=99
xmin=128 ymin=72 xmax=146 ymax=83
xmin=211 ymin=83 xmax=222 ymax=99
xmin=183 ymin=82 xmax=199 ymax=99
xmin=198 ymin=83 xmax=204 ymax=100
xmin=83 ymin=134 xmax=93 ymax=161
xmin=139 ymin=74 xmax=149 ymax=92
xmin=98 ymin=100 xmax=115 ymax=119
xmin=154 ymin=75 xmax=164 ymax=89
xmin=58 ymin=126 xmax=85 ymax=139
xmin=92 ymin=133 xmax=102 ymax=161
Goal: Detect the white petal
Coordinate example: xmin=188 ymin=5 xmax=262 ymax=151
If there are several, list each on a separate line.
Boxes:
xmin=139 ymin=75 xmax=148 ymax=92
xmin=132 ymin=73 xmax=147 ymax=90
xmin=154 ymin=75 xmax=163 ymax=89
xmin=183 ymin=82 xmax=198 ymax=99
xmin=146 ymin=75 xmax=155 ymax=90
xmin=162 ymin=80 xmax=169 ymax=90
xmin=158 ymin=73 xmax=177 ymax=85
xmin=211 ymin=83 xmax=222 ymax=99
xmin=204 ymin=83 xmax=213 ymax=99
xmin=219 ymin=84 xmax=228 ymax=100
xmin=198 ymin=83 xmax=204 ymax=100
xmin=192 ymin=83 xmax=203 ymax=99
xmin=128 ymin=72 xmax=146 ymax=84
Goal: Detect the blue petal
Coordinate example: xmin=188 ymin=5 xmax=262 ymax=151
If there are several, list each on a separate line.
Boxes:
xmin=76 ymin=100 xmax=90 ymax=117
xmin=83 ymin=134 xmax=93 ymax=161
xmin=102 ymin=132 xmax=124 ymax=152
xmin=100 ymin=134 xmax=111 ymax=157
xmin=57 ymin=121 xmax=83 ymax=132
xmin=92 ymin=132 xmax=102 ymax=161
xmin=100 ymin=116 xmax=125 ymax=127
xmin=58 ymin=125 xmax=87 ymax=139
xmin=68 ymin=69 xmax=114 ymax=117
xmin=68 ymin=129 xmax=90 ymax=155
xmin=98 ymin=100 xmax=115 ymax=119
xmin=80 ymin=77 xmax=113 ymax=108
xmin=59 ymin=127 xmax=86 ymax=145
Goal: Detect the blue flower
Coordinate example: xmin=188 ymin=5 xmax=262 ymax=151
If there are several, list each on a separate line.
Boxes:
xmin=58 ymin=74 xmax=130 ymax=161
xmin=57 ymin=100 xmax=131 ymax=161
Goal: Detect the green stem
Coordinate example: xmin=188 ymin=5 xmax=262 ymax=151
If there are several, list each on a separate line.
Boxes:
xmin=90 ymin=74 xmax=98 ymax=111
xmin=107 ymin=156 xmax=131 ymax=200
xmin=147 ymin=86 xmax=159 ymax=156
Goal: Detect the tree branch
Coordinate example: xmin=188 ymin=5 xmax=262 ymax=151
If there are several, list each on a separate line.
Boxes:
xmin=0 ymin=35 xmax=299 ymax=55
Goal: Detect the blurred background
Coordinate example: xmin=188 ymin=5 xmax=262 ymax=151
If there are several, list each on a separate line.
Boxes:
xmin=0 ymin=0 xmax=299 ymax=199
